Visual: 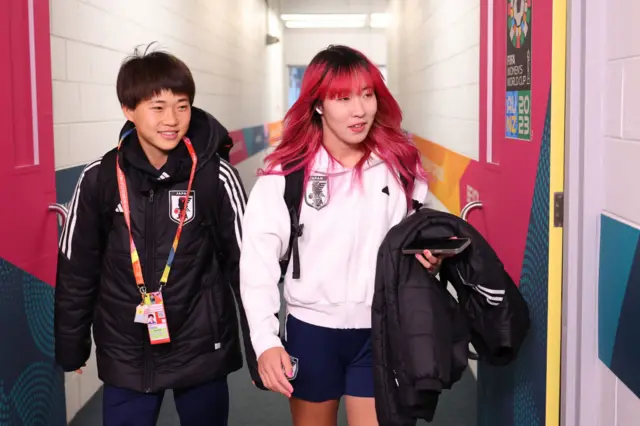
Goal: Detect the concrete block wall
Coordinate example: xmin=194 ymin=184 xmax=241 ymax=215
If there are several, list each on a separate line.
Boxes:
xmin=284 ymin=28 xmax=387 ymax=67
xmin=49 ymin=0 xmax=284 ymax=421
xmin=51 ymin=0 xmax=284 ymax=171
xmin=595 ymin=0 xmax=640 ymax=423
xmin=386 ymin=0 xmax=480 ymax=160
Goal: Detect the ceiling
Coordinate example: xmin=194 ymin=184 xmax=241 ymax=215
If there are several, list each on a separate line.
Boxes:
xmin=274 ymin=0 xmax=389 ymax=15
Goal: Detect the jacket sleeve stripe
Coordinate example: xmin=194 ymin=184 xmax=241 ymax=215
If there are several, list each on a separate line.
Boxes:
xmin=475 ymin=284 xmax=506 ymax=295
xmin=219 ymin=159 xmax=246 ymax=249
xmin=455 ymin=267 xmax=505 ymax=305
xmin=474 ymin=287 xmax=504 ymax=303
xmin=220 ymin=159 xmax=246 ymax=210
xmin=60 ymin=159 xmax=102 ymax=260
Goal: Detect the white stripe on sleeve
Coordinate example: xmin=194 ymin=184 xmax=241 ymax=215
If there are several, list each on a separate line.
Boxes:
xmin=60 ymin=159 xmax=102 ymax=260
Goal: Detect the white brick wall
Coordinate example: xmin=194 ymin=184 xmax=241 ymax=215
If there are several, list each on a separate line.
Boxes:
xmin=386 ymin=0 xmax=480 ymax=160
xmin=284 ymin=28 xmax=387 ymax=66
xmin=598 ymin=0 xmax=640 ymax=423
xmin=51 ymin=0 xmax=285 ymax=171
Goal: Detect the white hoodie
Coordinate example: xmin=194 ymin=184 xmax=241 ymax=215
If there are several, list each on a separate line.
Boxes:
xmin=239 ymin=147 xmax=429 ymax=359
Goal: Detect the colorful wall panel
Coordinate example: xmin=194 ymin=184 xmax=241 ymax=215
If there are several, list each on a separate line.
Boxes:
xmin=411 ymin=0 xmax=565 ymax=425
xmin=0 ymin=0 xmax=66 ymax=424
xmin=598 ymin=215 xmax=640 ymax=399
xmin=228 ymin=129 xmax=249 ymax=165
xmin=242 ymin=125 xmax=269 ymax=157
xmin=267 ymin=121 xmax=283 ymax=146
xmin=0 ymin=261 xmax=66 ymax=425
xmin=414 ymin=92 xmax=553 ymax=426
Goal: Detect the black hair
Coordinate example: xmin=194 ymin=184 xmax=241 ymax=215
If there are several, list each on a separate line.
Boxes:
xmin=309 ymin=44 xmax=371 ymax=73
xmin=116 ymin=42 xmax=195 ymax=109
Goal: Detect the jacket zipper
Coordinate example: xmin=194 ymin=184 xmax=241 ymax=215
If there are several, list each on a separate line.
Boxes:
xmin=143 ymin=189 xmax=155 ymax=393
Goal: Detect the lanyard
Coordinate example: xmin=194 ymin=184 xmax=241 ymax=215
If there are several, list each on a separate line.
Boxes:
xmin=116 ymin=129 xmax=198 ymax=298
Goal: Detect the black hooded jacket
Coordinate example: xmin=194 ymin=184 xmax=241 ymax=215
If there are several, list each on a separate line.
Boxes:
xmin=54 ymin=107 xmax=259 ymax=393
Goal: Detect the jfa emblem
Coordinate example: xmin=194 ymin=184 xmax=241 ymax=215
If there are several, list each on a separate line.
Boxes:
xmin=289 ymin=356 xmax=299 ymax=381
xmin=305 ymin=176 xmax=329 ymax=210
xmin=169 ymin=190 xmax=196 ymax=224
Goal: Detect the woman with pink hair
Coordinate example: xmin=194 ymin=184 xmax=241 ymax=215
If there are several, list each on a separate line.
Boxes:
xmin=240 ymin=45 xmax=443 ymax=425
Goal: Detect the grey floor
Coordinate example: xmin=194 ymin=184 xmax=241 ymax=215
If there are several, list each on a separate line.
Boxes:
xmin=69 ymin=366 xmax=476 ymax=425
xmin=70 ymin=285 xmax=476 ymax=425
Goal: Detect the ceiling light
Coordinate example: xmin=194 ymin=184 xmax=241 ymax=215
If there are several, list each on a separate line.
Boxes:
xmin=281 ymin=14 xmax=367 ymax=22
xmin=284 ymin=20 xmax=367 ymax=29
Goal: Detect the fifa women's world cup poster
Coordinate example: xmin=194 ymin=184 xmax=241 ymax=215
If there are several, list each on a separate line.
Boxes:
xmin=506 ymin=0 xmax=532 ymax=141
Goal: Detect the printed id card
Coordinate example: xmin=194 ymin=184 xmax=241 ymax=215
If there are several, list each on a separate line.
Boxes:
xmin=145 ymin=292 xmax=171 ymax=345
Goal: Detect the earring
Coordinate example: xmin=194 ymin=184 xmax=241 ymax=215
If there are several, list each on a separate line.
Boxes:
xmin=315 ymin=107 xmax=323 ymax=115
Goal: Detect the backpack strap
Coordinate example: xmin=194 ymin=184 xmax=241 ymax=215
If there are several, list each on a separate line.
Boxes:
xmin=399 ymin=172 xmax=423 ymax=212
xmin=281 ymin=164 xmax=305 ymax=280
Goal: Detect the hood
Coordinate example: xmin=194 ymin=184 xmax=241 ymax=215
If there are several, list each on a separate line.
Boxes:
xmin=118 ymin=107 xmax=229 ymax=183
xmin=310 ymin=146 xmax=385 ymax=176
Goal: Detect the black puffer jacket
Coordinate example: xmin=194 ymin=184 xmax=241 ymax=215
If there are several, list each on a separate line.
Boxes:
xmin=372 ymin=208 xmax=530 ymax=425
xmin=54 ymin=107 xmax=259 ymax=393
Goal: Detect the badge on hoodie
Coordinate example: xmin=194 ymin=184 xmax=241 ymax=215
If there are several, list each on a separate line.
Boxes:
xmin=169 ymin=190 xmax=196 ymax=224
xmin=305 ymin=176 xmax=329 ymax=210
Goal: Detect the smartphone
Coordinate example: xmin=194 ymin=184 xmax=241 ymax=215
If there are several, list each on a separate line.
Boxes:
xmin=401 ymin=237 xmax=471 ymax=256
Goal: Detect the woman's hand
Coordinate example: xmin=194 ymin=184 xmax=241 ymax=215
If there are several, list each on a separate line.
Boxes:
xmin=257 ymin=347 xmax=294 ymax=398
xmin=415 ymin=250 xmax=444 ymax=274
xmin=415 ymin=237 xmax=458 ymax=274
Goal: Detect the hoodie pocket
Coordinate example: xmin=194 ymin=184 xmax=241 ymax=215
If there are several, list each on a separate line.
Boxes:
xmin=202 ymin=280 xmax=223 ymax=351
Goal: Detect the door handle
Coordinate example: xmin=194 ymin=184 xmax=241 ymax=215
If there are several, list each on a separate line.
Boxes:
xmin=461 ymin=201 xmax=482 ymax=222
xmin=49 ymin=203 xmax=69 ymax=228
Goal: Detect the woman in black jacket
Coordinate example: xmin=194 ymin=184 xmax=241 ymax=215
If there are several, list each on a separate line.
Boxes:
xmin=54 ymin=46 xmax=254 ymax=426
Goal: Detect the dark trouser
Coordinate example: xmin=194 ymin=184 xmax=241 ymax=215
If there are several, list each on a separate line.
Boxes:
xmin=102 ymin=377 xmax=229 ymax=426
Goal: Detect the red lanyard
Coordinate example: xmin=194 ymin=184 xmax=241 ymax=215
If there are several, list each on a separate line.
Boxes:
xmin=116 ymin=133 xmax=198 ymax=299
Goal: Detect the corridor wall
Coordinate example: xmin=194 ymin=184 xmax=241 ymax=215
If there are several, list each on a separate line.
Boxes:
xmin=594 ymin=0 xmax=640 ymax=422
xmin=284 ymin=28 xmax=387 ymax=67
xmin=49 ymin=0 xmax=285 ymax=421
xmin=387 ymin=0 xmax=563 ymax=425
xmin=387 ymin=0 xmax=480 ymax=217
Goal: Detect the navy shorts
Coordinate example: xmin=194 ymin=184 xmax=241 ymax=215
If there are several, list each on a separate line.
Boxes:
xmin=283 ymin=315 xmax=374 ymax=402
xmin=103 ymin=377 xmax=228 ymax=426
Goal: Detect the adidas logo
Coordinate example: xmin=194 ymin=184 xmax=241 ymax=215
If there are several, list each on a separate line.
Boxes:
xmin=158 ymin=172 xmax=170 ymax=181
xmin=115 ymin=203 xmax=123 ymax=213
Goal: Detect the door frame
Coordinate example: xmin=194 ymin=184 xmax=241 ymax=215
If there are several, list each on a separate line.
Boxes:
xmin=548 ymin=0 xmax=568 ymax=424
xmin=561 ymin=0 xmax=607 ymax=424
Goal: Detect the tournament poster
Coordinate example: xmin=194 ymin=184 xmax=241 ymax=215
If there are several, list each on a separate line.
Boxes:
xmin=505 ymin=0 xmax=532 ymax=141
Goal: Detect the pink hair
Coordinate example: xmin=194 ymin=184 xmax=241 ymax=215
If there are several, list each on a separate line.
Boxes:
xmin=260 ymin=45 xmax=426 ymax=206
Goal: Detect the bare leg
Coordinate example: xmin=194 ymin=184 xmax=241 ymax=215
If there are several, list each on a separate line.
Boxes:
xmin=344 ymin=396 xmax=378 ymax=426
xmin=290 ymin=397 xmax=340 ymax=426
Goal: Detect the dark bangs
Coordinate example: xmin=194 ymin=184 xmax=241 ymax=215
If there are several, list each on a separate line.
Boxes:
xmin=303 ymin=45 xmax=376 ymax=100
xmin=116 ymin=45 xmax=195 ymax=109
